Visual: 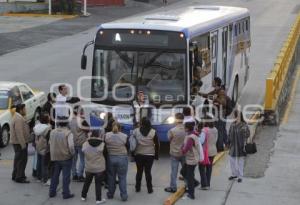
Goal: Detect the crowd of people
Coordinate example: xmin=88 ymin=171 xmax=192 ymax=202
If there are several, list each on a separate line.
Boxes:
xmin=9 ymin=82 xmax=251 ymax=204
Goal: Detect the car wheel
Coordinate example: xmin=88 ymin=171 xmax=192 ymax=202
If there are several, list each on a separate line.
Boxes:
xmin=0 ymin=126 xmax=10 ymax=148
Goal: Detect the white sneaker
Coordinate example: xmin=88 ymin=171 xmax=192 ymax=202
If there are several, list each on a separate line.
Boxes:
xmin=96 ymin=199 xmax=106 ymax=204
xmin=81 ymin=197 xmax=86 ymax=201
xmin=44 ymin=180 xmax=51 ymax=186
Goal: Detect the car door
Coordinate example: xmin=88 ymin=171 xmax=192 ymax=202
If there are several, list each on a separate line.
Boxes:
xmin=18 ymin=85 xmax=35 ymax=122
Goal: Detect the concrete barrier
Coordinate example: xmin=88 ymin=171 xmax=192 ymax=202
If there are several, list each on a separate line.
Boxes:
xmin=0 ymin=2 xmax=48 ymax=14
xmin=264 ymin=13 xmax=300 ymax=125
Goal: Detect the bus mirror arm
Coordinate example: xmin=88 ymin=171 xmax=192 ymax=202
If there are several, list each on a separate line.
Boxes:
xmin=81 ymin=40 xmax=94 ymax=70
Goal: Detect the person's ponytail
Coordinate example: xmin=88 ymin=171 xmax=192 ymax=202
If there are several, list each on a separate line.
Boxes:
xmin=112 ymin=122 xmax=120 ymax=134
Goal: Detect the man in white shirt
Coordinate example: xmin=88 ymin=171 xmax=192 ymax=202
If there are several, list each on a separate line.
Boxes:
xmin=55 ymin=84 xmax=80 ymax=121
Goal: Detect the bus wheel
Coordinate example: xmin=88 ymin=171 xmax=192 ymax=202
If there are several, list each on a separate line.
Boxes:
xmin=232 ymin=78 xmax=239 ymax=106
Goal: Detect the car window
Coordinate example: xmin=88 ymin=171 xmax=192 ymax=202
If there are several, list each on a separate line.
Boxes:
xmin=19 ymin=85 xmax=34 ymax=102
xmin=0 ymin=90 xmax=9 ymax=109
xmin=10 ymin=87 xmax=23 ymax=106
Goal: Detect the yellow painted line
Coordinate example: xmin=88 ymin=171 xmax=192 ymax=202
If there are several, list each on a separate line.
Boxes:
xmin=282 ymin=67 xmax=300 ymax=124
xmin=164 ymin=185 xmax=186 ymax=205
xmin=213 ymin=151 xmax=226 ymax=165
xmin=0 ymin=160 xmax=13 ymax=166
xmin=1 ymin=13 xmax=77 ymax=19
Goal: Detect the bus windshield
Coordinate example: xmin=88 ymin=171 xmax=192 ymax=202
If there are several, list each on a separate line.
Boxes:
xmin=92 ymin=49 xmax=186 ymax=105
xmin=0 ymin=91 xmax=9 ymax=109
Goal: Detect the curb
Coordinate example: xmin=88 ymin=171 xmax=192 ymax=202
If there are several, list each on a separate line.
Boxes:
xmin=164 ymin=185 xmax=186 ymax=205
xmin=0 ymin=13 xmax=78 ymax=19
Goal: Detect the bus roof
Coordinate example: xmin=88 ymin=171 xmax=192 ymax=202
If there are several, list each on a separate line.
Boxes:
xmin=99 ymin=5 xmax=249 ymax=38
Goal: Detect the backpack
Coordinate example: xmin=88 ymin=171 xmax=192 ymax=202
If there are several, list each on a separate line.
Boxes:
xmin=225 ymin=95 xmax=234 ymax=116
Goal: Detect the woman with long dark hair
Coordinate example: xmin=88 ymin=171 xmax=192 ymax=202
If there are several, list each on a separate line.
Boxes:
xmin=228 ymin=110 xmax=250 ymax=183
xmin=133 ymin=117 xmax=160 ymax=194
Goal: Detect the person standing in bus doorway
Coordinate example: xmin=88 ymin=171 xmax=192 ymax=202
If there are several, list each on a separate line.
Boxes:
xmin=55 ymin=84 xmax=80 ymax=122
xmin=105 ymin=122 xmax=130 ymax=202
xmin=49 ymin=117 xmax=75 ymax=199
xmin=133 ymin=117 xmax=160 ymax=194
xmin=198 ymin=77 xmax=228 ymax=152
xmin=181 ymin=122 xmax=200 ymax=200
xmin=81 ymin=130 xmax=106 ymax=205
xmin=70 ymin=105 xmax=90 ymax=182
xmin=164 ymin=113 xmax=186 ymax=193
xmin=11 ymin=104 xmax=30 ymax=183
xmin=228 ymin=110 xmax=250 ymax=183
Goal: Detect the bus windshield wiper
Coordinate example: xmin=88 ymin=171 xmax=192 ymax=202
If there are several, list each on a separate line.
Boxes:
xmin=116 ymin=51 xmax=134 ymax=68
xmin=140 ymin=51 xmax=165 ymax=78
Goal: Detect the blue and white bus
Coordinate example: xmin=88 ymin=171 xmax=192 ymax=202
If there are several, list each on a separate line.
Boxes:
xmin=81 ymin=5 xmax=251 ymax=141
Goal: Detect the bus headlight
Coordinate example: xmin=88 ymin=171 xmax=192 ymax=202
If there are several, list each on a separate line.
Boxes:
xmin=166 ymin=116 xmax=175 ymax=124
xmin=99 ymin=112 xmax=106 ymax=120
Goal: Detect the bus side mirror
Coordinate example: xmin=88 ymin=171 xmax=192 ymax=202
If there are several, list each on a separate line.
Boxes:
xmin=81 ymin=40 xmax=94 ymax=70
xmin=81 ymin=55 xmax=87 ymax=70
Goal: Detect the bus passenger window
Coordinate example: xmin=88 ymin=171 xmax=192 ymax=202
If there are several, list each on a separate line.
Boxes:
xmin=246 ymin=20 xmax=249 ymax=31
xmin=238 ymin=23 xmax=241 ymax=34
xmin=190 ymin=33 xmax=212 ymax=81
xmin=234 ymin=25 xmax=238 ymax=36
xmin=242 ymin=21 xmax=245 ymax=33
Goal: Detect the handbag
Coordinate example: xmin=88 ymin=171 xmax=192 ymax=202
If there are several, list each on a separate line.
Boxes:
xmin=245 ymin=142 xmax=257 ymax=154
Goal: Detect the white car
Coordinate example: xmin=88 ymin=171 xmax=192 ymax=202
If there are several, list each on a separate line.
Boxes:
xmin=0 ymin=82 xmax=47 ymax=147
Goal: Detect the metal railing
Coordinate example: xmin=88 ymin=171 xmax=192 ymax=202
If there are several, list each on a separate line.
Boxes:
xmin=264 ymin=13 xmax=300 ymax=124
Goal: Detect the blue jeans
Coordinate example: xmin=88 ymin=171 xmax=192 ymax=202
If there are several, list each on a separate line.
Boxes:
xmin=107 ymin=155 xmax=128 ymax=200
xmin=170 ymin=156 xmax=185 ymax=189
xmin=72 ymin=146 xmax=85 ymax=177
xmin=49 ymin=159 xmax=73 ymax=198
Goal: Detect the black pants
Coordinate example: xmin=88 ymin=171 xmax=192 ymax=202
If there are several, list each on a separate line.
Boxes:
xmin=199 ymin=156 xmax=214 ymax=187
xmin=135 ymin=155 xmax=154 ymax=191
xmin=186 ymin=164 xmax=196 ymax=197
xmin=12 ymin=144 xmax=28 ymax=181
xmin=81 ymin=171 xmax=104 ymax=201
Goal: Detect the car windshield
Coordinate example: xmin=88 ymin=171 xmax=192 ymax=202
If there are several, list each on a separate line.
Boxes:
xmin=0 ymin=91 xmax=9 ymax=109
xmin=92 ymin=49 xmax=186 ymax=104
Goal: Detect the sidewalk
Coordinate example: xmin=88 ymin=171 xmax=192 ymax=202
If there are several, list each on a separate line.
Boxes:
xmin=0 ymin=0 xmax=181 ymax=56
xmin=225 ymin=66 xmax=300 ymax=205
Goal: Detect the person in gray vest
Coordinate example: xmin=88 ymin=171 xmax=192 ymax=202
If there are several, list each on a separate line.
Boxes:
xmin=133 ymin=117 xmax=160 ymax=194
xmin=198 ymin=118 xmax=218 ymax=190
xmin=81 ymin=130 xmax=106 ymax=205
xmin=70 ymin=105 xmax=90 ymax=182
xmin=105 ymin=122 xmax=129 ymax=201
xmin=181 ymin=122 xmax=201 ymax=200
xmin=49 ymin=117 xmax=75 ymax=199
xmin=33 ymin=112 xmax=52 ymax=185
xmin=165 ymin=113 xmax=186 ymax=193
